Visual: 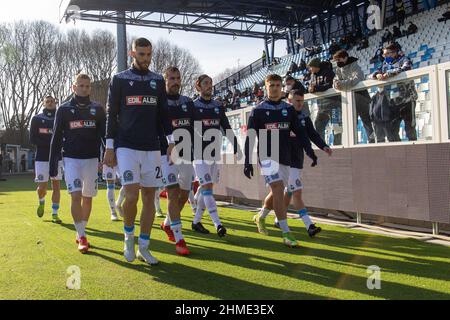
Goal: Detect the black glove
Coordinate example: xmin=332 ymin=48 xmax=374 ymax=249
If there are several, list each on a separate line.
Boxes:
xmin=310 ymin=154 xmax=318 ymax=167
xmin=244 ymin=164 xmax=254 ymax=179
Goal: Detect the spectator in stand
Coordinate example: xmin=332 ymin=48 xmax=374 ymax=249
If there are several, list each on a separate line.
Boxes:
xmin=370 ymin=46 xmax=384 ymax=64
xmin=393 ymin=0 xmax=406 ymax=27
xmin=392 ymin=25 xmax=403 ymax=39
xmin=357 ymin=37 xmax=369 ymax=51
xmin=329 ymin=38 xmax=341 ymax=56
xmin=307 ymin=58 xmax=341 ymax=144
xmin=232 ymin=89 xmax=241 ymax=110
xmin=284 ymin=75 xmax=306 ymax=99
xmin=381 ymin=28 xmax=393 ymax=45
xmin=252 ymin=82 xmax=259 ymax=99
xmin=370 ymin=43 xmax=416 ymax=141
xmin=299 ymin=59 xmax=307 ymax=72
xmin=333 ymin=49 xmax=375 ymax=143
xmin=288 ymin=61 xmax=299 ymax=75
xmin=438 ymin=6 xmax=450 ymax=22
xmin=406 ymin=21 xmax=419 ymax=36
xmin=262 ymin=50 xmax=267 ymax=67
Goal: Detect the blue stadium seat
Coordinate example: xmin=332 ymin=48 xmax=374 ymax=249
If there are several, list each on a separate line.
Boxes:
xmin=413 ymin=62 xmax=420 ymax=69
xmin=419 ymin=44 xmax=428 ymax=51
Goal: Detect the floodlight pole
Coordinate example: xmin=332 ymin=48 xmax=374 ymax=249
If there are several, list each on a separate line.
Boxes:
xmin=117 ymin=11 xmax=128 ymax=72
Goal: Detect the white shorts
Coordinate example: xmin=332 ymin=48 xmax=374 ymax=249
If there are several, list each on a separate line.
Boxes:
xmin=117 ymin=148 xmax=163 ymax=188
xmin=161 ymin=157 xmax=194 ymax=191
xmin=102 ymin=165 xmax=119 ymax=181
xmin=35 ymin=161 xmax=63 ymax=183
xmin=286 ymin=167 xmax=303 ymax=193
xmin=193 ymin=160 xmax=220 ymax=186
xmin=260 ymin=160 xmax=289 ymax=187
xmin=63 ymin=158 xmax=99 ymax=197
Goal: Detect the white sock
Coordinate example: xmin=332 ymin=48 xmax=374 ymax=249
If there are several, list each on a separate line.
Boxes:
xmin=74 ymin=221 xmax=86 ymax=238
xmin=203 ymin=192 xmax=221 ymax=228
xmin=164 ymin=214 xmax=171 ymax=227
xmin=124 ymin=225 xmax=135 ymax=241
xmin=107 ymin=184 xmax=116 ymax=213
xmin=274 ymin=217 xmax=279 ymax=224
xmin=193 ymin=191 xmax=206 ymax=224
xmin=138 ymin=234 xmax=150 ymax=250
xmin=278 ymin=219 xmax=290 ymax=233
xmin=170 ymin=220 xmax=184 ymax=243
xmin=298 ymin=208 xmax=313 ymax=229
xmin=154 ymin=189 xmax=161 ymax=211
xmin=259 ymin=207 xmax=271 ymax=219
xmin=116 ymin=187 xmax=125 ymax=206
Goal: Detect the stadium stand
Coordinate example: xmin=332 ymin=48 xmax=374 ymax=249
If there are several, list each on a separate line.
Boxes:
xmin=220 ymin=4 xmax=450 ymax=105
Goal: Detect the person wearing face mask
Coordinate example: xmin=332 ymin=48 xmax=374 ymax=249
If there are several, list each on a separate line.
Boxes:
xmin=371 ymin=43 xmax=416 ymax=141
xmin=283 ymin=75 xmax=306 ymax=99
xmin=333 ymin=49 xmax=374 ymax=143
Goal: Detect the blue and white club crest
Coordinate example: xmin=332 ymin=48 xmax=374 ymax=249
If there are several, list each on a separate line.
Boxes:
xmin=182 ymin=104 xmax=187 ymax=112
xmin=214 ymin=107 xmax=220 ymax=114
xmin=150 ymin=80 xmax=157 ymax=90
xmin=90 ymin=108 xmax=96 ymax=116
xmin=282 ymin=109 xmax=288 ymax=117
xmin=301 ymin=119 xmax=306 ymax=126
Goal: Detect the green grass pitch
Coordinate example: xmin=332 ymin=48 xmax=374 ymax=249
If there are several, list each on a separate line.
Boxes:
xmin=0 ymin=175 xmax=449 ymax=300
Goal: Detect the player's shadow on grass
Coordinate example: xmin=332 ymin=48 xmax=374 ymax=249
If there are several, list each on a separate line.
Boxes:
xmin=83 ymin=217 xmax=450 ymax=300
xmin=90 ymin=234 xmax=449 ymax=299
xmin=87 ymin=247 xmax=326 ymax=300
xmin=181 ymin=218 xmax=450 ymax=285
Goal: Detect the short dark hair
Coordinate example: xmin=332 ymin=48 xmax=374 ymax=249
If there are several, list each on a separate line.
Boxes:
xmin=285 ymin=75 xmax=295 ymax=82
xmin=44 ymin=95 xmax=54 ymax=100
xmin=164 ymin=66 xmax=181 ymax=79
xmin=132 ymin=38 xmax=152 ymax=49
xmin=384 ymin=43 xmax=399 ymax=52
xmin=196 ymin=74 xmax=212 ymax=86
xmin=288 ymin=89 xmax=305 ymax=98
xmin=265 ymin=74 xmax=282 ymax=83
xmin=333 ymin=49 xmax=349 ymax=60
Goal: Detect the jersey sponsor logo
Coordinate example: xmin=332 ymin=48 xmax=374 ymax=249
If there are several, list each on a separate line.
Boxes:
xmin=126 ymin=95 xmax=157 ymax=106
xmin=39 ymin=128 xmax=53 ymax=134
xmin=69 ymin=120 xmax=97 ymax=129
xmin=290 ymin=131 xmax=296 ymax=138
xmin=264 ymin=122 xmax=290 ymax=130
xmin=172 ymin=118 xmax=191 ymax=128
xmin=202 ymin=119 xmax=220 ymax=127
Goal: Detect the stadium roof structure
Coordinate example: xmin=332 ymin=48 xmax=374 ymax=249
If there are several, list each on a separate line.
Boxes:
xmin=60 ymin=0 xmax=343 ymax=40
